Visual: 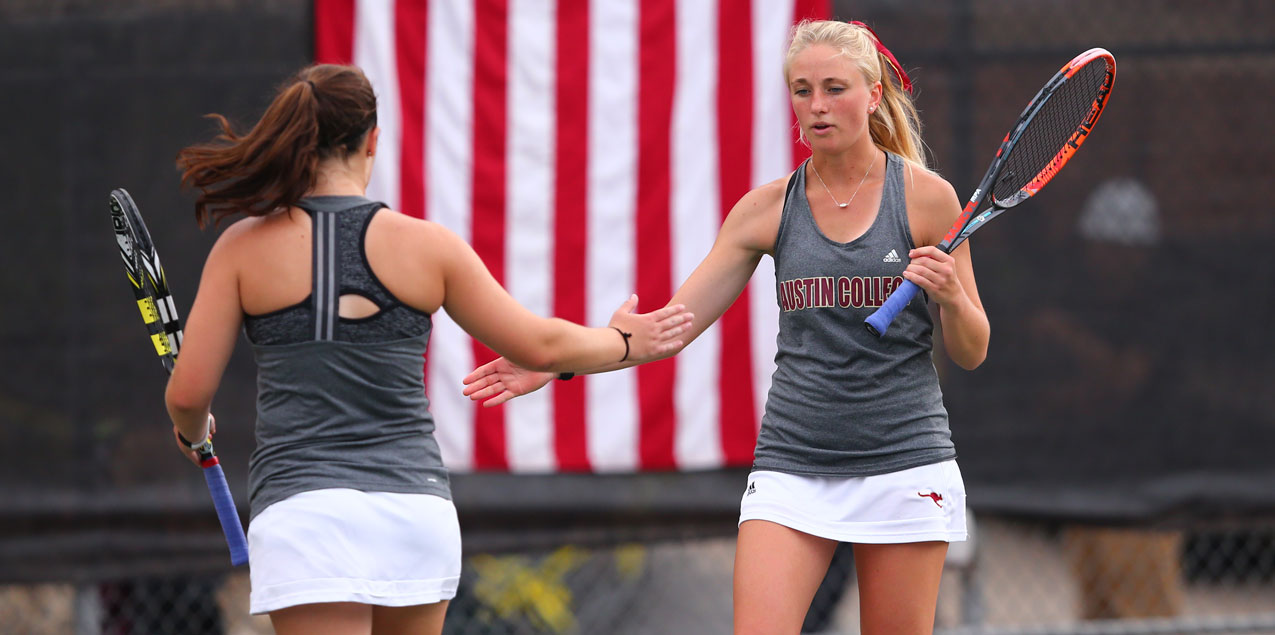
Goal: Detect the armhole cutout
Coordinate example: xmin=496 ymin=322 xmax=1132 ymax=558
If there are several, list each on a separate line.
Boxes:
xmin=774 ymin=163 xmax=804 ymax=257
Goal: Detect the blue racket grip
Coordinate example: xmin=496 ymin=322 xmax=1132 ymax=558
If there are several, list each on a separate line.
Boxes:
xmin=864 ymin=279 xmax=921 ymax=337
xmin=201 ymin=462 xmax=250 ymax=566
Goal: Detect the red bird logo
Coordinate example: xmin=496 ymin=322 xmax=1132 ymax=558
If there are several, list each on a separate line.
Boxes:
xmin=918 ymin=491 xmax=944 ymax=508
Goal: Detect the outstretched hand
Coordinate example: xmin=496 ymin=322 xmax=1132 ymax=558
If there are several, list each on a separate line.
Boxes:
xmin=608 ymin=294 xmax=693 ymax=364
xmin=462 ymin=358 xmax=554 ymax=408
xmin=462 ymin=294 xmax=693 ymax=408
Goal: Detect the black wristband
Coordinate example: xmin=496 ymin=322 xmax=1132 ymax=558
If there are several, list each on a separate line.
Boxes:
xmin=612 ymin=326 xmax=632 ymax=362
xmin=557 ymin=372 xmax=575 ymax=381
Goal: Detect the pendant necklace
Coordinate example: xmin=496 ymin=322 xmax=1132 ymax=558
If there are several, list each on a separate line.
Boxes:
xmin=811 ymin=151 xmax=877 ymax=209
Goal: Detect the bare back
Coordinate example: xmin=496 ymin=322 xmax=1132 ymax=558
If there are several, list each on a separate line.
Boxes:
xmin=232 ymin=205 xmax=446 ymax=320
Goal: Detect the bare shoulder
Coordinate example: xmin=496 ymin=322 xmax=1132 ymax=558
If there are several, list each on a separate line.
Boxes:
xmin=903 ymin=163 xmax=963 ymax=246
xmin=373 ymin=208 xmax=460 ymax=245
xmin=215 ymin=214 xmax=261 ymax=240
xmin=906 ymin=164 xmax=961 ymax=215
xmin=723 ymin=173 xmax=791 ymax=253
xmin=366 ymin=208 xmax=471 ymax=270
xmin=732 ymin=174 xmax=789 ymax=217
xmin=206 ymin=214 xmax=262 ymax=257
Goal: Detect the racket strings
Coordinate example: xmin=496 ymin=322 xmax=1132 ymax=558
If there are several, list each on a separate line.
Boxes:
xmin=993 ymin=61 xmax=1110 ymax=203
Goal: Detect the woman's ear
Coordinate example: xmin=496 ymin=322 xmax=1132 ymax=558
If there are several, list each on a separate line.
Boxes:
xmin=366 ymin=126 xmax=380 ymax=157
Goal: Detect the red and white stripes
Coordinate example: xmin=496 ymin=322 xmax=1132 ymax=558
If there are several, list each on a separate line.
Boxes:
xmin=315 ymin=0 xmax=830 ymax=473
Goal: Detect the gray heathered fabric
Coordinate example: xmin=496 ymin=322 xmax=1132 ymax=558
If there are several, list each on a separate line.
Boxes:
xmin=246 ymin=196 xmax=448 ymax=520
xmin=752 ymin=152 xmax=955 ymax=477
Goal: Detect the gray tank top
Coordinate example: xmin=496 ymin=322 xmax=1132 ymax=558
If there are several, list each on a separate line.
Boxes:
xmin=753 ymin=152 xmax=955 ymax=477
xmin=244 ymin=195 xmax=449 ymax=520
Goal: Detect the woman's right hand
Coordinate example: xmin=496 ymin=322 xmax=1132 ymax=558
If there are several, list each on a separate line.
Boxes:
xmin=173 ymin=414 xmax=216 ymax=467
xmin=608 ymin=294 xmax=693 ymax=364
xmin=462 ymin=358 xmax=555 ymax=407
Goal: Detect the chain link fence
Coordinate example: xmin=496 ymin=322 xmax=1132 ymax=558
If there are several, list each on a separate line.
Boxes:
xmin=3 ymin=515 xmax=1274 ymax=634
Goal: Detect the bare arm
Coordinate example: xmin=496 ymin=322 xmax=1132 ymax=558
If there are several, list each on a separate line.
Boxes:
xmin=463 ymin=177 xmax=785 ymax=405
xmin=165 ymin=225 xmax=245 ymax=457
xmin=905 ymin=170 xmax=990 ymax=370
xmin=433 ymin=223 xmax=691 ymax=372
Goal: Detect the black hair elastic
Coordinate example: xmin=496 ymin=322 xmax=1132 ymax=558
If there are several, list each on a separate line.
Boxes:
xmin=612 ymin=326 xmax=632 ymax=362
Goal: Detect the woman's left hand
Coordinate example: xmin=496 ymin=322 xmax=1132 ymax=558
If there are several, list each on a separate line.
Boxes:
xmin=902 ymin=246 xmax=966 ymax=308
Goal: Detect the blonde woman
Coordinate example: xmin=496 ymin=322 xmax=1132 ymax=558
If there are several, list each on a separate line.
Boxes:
xmin=464 ymin=20 xmax=987 ymax=634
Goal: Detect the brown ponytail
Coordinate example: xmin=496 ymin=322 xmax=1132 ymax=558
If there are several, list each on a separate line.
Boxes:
xmin=176 ymin=64 xmax=377 ymax=228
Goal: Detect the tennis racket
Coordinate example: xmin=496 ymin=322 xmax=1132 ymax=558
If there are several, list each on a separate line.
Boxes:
xmin=110 ymin=188 xmax=249 ymax=567
xmin=865 ymin=48 xmax=1116 ymax=337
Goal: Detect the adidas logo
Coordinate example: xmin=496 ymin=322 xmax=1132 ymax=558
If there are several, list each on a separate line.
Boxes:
xmin=746 ymin=481 xmax=757 ymax=496
xmin=882 ymin=249 xmax=902 ymax=263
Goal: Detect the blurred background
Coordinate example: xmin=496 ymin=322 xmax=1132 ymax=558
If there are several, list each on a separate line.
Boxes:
xmin=2 ymin=0 xmax=1273 ymax=633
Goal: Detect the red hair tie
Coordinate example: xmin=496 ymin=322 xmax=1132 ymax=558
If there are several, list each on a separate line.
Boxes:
xmin=849 ymin=21 xmax=913 ymax=94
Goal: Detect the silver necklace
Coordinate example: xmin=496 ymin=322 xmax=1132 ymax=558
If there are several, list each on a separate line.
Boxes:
xmin=810 ymin=151 xmax=878 ymax=209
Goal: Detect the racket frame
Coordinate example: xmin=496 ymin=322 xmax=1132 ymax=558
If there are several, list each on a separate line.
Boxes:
xmin=944 ymin=47 xmax=1116 ymax=253
xmin=865 ymin=48 xmax=1116 ymax=337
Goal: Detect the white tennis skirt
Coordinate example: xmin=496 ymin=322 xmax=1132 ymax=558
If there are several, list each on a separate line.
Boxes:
xmin=248 ymin=488 xmax=462 ymax=614
xmin=739 ymin=460 xmax=967 ymax=544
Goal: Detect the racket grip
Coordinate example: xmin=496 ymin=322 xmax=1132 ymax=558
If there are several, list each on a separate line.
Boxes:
xmin=864 ymin=279 xmax=921 ymax=337
xmin=201 ymin=463 xmax=250 ymax=566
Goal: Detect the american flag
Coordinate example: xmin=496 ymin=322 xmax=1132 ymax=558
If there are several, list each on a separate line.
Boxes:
xmin=315 ymin=0 xmax=831 ymax=473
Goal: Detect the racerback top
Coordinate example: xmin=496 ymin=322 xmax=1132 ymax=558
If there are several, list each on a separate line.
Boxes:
xmin=242 ymin=195 xmax=449 ymax=520
xmin=752 ymin=152 xmax=955 ymax=477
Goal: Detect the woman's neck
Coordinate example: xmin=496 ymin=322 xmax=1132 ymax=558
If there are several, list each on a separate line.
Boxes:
xmin=309 ymin=162 xmax=369 ymax=197
xmin=811 ymin=143 xmax=881 ymax=181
